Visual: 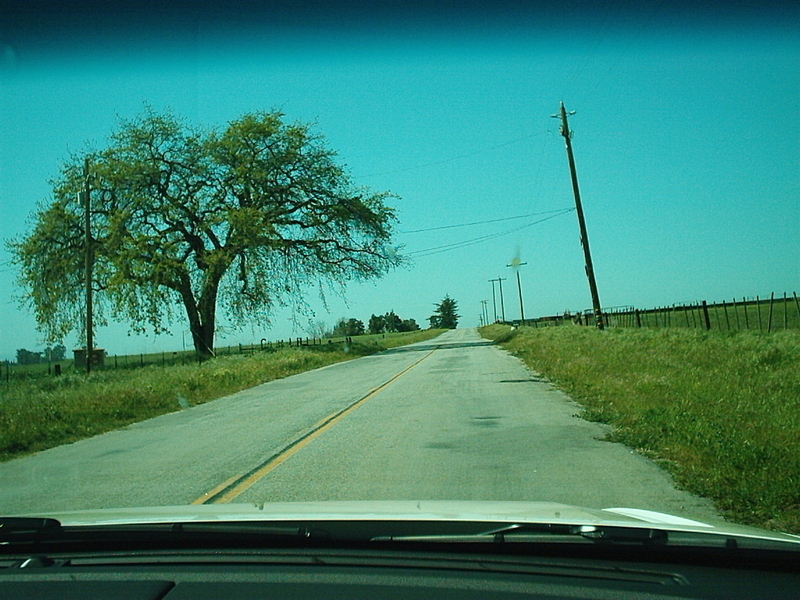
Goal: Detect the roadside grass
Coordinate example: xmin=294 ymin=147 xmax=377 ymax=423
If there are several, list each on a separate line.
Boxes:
xmin=480 ymin=324 xmax=800 ymax=534
xmin=0 ymin=329 xmax=446 ymax=463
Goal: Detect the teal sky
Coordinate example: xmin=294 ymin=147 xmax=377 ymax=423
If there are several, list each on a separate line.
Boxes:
xmin=1 ymin=1 xmax=798 ymax=360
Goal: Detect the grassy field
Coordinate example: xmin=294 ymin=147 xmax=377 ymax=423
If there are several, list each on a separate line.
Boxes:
xmin=480 ymin=323 xmax=800 ymax=534
xmin=3 ymin=331 xmax=442 ymax=379
xmin=0 ymin=329 xmax=445 ymax=463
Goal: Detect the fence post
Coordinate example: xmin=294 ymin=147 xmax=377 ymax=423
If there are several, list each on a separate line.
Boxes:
xmin=783 ymin=292 xmax=788 ymax=330
xmin=701 ymin=301 xmax=711 ymax=330
xmin=794 ymin=292 xmax=800 ymax=325
xmin=767 ymin=292 xmax=774 ymax=333
xmin=756 ymin=296 xmax=762 ymax=331
xmin=722 ymin=301 xmax=730 ymax=330
xmin=732 ymin=299 xmax=740 ymax=330
xmin=743 ymin=297 xmax=749 ymax=330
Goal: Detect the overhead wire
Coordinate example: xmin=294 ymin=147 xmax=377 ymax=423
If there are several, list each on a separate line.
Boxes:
xmin=399 ymin=207 xmax=573 ymax=234
xmin=559 ymin=0 xmax=624 ymax=106
xmin=406 ymin=208 xmax=574 ymax=259
xmin=355 ymin=131 xmax=549 ymax=179
xmin=561 ymin=0 xmax=668 ymax=110
xmin=0 ymin=258 xmax=16 ymax=275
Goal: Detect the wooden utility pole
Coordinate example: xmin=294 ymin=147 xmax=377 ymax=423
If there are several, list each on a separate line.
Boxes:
xmin=83 ymin=157 xmax=94 ymax=374
xmin=515 ymin=269 xmax=525 ymax=325
xmin=489 ymin=277 xmax=509 ymax=323
xmin=507 ymin=261 xmax=527 ymax=325
xmin=488 ymin=279 xmax=498 ymax=322
xmin=554 ymin=102 xmax=604 ymax=329
xmin=497 ymin=277 xmax=506 ymax=322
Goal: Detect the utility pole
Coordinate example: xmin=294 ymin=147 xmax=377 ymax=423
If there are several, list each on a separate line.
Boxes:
xmin=507 ymin=260 xmax=527 ymax=325
xmin=480 ymin=300 xmax=489 ymax=327
xmin=488 ymin=279 xmax=498 ymax=322
xmin=489 ymin=277 xmax=508 ymax=323
xmin=83 ymin=157 xmax=94 ymax=374
xmin=553 ymin=102 xmax=604 ymax=329
xmin=497 ymin=277 xmax=506 ymax=322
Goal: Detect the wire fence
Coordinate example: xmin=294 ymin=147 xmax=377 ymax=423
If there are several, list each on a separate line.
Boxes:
xmin=520 ymin=292 xmax=800 ymax=332
xmin=2 ymin=336 xmax=349 ymax=384
xmin=5 ymin=293 xmax=798 ymax=383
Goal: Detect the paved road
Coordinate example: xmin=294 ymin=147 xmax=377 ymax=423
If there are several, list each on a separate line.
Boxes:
xmin=0 ymin=329 xmax=717 ymax=519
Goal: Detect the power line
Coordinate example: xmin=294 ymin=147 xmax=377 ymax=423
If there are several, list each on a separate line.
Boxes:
xmin=406 ymin=208 xmax=574 ymax=258
xmin=400 ymin=207 xmax=573 ymax=234
xmin=562 ymin=1 xmax=667 ymax=109
xmin=356 ymin=131 xmax=548 ymax=179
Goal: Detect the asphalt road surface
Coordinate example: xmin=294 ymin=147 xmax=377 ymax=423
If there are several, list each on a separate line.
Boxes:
xmin=0 ymin=328 xmax=717 ymax=519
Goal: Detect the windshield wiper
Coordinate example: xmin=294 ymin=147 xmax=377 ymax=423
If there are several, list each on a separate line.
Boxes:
xmin=0 ymin=519 xmax=333 ymax=551
xmin=372 ymin=523 xmax=668 ymax=545
xmin=0 ymin=517 xmax=62 ymax=543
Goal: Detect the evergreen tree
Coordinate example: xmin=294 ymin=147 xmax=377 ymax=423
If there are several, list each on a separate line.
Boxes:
xmin=429 ymin=295 xmax=459 ymax=329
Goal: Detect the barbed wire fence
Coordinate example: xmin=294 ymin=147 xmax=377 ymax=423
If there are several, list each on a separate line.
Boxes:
xmin=524 ymin=292 xmax=800 ymax=332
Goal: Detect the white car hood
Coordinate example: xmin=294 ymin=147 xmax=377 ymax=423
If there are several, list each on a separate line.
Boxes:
xmin=18 ymin=500 xmax=800 ymax=546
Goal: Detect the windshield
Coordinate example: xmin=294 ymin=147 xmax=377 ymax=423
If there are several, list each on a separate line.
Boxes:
xmin=1 ymin=0 xmax=798 ymax=544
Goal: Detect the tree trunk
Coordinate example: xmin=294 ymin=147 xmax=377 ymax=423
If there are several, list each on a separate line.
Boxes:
xmin=178 ymin=278 xmax=218 ymax=358
xmin=195 ymin=284 xmax=219 ymax=358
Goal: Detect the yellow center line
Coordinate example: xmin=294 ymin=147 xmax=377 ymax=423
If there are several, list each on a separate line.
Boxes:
xmin=190 ymin=346 xmax=438 ymax=505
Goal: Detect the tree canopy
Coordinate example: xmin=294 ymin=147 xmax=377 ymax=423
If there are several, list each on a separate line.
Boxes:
xmin=429 ymin=295 xmax=459 ymax=329
xmin=8 ymin=108 xmax=400 ymax=356
xmin=367 ymin=311 xmax=419 ymax=335
xmin=332 ymin=318 xmax=365 ymax=337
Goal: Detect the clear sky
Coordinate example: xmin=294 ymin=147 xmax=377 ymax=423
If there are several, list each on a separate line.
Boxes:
xmin=1 ymin=1 xmax=798 ymax=361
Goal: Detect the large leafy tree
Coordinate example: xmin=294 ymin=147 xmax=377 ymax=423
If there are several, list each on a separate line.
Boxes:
xmin=429 ymin=295 xmax=459 ymax=329
xmin=9 ymin=109 xmax=400 ymax=356
xmin=332 ymin=318 xmax=365 ymax=337
xmin=368 ymin=314 xmax=385 ymax=335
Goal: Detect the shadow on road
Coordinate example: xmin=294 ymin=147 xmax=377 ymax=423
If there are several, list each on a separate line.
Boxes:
xmin=381 ymin=339 xmax=495 ymax=354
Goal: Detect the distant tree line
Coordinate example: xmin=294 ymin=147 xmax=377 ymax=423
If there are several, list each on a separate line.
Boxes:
xmin=329 ymin=311 xmax=420 ymax=338
xmin=368 ymin=311 xmax=420 ymax=334
xmin=328 ymin=297 xmax=460 ymax=338
xmin=16 ymin=344 xmax=67 ymax=365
